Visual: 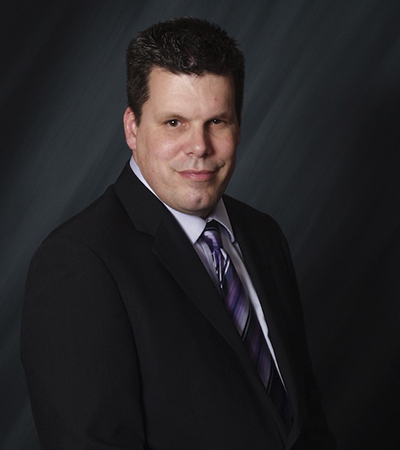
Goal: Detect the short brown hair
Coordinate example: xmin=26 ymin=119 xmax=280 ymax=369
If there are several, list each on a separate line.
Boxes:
xmin=126 ymin=17 xmax=245 ymax=124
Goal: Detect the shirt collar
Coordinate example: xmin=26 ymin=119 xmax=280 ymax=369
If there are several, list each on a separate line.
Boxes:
xmin=129 ymin=156 xmax=235 ymax=244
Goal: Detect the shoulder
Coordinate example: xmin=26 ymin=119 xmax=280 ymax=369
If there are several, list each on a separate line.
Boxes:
xmin=35 ymin=185 xmax=130 ymax=260
xmin=222 ymin=194 xmax=295 ymax=274
xmin=223 ymin=194 xmax=283 ymax=237
xmin=39 ymin=162 xmax=154 ymax=251
xmin=41 ymin=161 xmax=152 ymax=253
xmin=26 ymin=186 xmax=128 ymax=282
xmin=51 ymin=185 xmax=127 ymax=242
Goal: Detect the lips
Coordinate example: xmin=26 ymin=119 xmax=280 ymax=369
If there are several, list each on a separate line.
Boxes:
xmin=178 ymin=170 xmax=216 ymax=181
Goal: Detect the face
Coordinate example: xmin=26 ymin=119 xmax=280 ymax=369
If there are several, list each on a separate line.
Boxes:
xmin=124 ymin=67 xmax=241 ymax=218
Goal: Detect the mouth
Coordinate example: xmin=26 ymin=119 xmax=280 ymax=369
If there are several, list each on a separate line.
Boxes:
xmin=178 ymin=170 xmax=216 ymax=181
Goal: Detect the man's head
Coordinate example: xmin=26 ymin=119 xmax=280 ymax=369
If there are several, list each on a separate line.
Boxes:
xmin=126 ymin=17 xmax=245 ymax=125
xmin=124 ymin=18 xmax=244 ymax=218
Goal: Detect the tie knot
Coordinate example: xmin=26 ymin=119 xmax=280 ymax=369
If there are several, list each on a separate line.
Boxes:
xmin=201 ymin=220 xmax=223 ymax=252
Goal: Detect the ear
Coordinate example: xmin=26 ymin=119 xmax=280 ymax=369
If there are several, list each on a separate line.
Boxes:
xmin=123 ymin=107 xmax=138 ymax=152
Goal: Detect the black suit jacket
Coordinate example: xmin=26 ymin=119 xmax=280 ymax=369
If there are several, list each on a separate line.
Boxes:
xmin=21 ymin=163 xmax=335 ymax=449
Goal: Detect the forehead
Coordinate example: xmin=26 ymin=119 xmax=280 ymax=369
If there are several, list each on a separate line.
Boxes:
xmin=145 ymin=67 xmax=236 ymax=113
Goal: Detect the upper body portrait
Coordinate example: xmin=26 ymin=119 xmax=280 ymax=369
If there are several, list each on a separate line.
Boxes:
xmin=21 ymin=17 xmax=336 ymax=450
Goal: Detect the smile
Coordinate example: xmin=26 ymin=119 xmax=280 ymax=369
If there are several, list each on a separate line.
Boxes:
xmin=178 ymin=170 xmax=216 ymax=181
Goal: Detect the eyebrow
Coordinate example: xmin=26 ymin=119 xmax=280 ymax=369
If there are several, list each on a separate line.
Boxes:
xmin=155 ymin=110 xmax=236 ymax=123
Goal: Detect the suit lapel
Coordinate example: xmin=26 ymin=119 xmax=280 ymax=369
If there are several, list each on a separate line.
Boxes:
xmin=152 ymin=213 xmax=237 ymax=342
xmin=152 ymin=203 xmax=292 ymax=438
xmin=114 ymin=165 xmax=290 ymax=441
xmin=113 ymin=165 xmax=256 ymax=370
xmin=224 ymin=196 xmax=304 ymax=441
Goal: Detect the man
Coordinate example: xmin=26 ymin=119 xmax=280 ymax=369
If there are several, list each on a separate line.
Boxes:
xmin=21 ymin=17 xmax=336 ymax=449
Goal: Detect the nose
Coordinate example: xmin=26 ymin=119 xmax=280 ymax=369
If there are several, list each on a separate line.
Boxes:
xmin=186 ymin=125 xmax=210 ymax=157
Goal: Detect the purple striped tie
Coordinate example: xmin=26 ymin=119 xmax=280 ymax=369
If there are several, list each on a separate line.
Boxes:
xmin=201 ymin=220 xmax=292 ymax=429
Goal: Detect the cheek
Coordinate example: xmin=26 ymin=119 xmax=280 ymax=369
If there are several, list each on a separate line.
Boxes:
xmin=148 ymin=135 xmax=181 ymax=160
xmin=215 ymin=133 xmax=238 ymax=156
xmin=221 ymin=143 xmax=237 ymax=164
xmin=143 ymin=143 xmax=179 ymax=179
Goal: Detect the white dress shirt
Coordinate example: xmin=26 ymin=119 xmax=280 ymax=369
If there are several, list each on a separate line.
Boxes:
xmin=129 ymin=157 xmax=283 ymax=377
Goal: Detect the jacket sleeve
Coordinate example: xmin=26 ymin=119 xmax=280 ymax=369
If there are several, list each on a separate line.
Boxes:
xmin=21 ymin=235 xmax=146 ymax=449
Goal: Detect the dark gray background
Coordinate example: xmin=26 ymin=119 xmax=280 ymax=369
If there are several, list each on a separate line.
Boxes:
xmin=1 ymin=1 xmax=400 ymax=449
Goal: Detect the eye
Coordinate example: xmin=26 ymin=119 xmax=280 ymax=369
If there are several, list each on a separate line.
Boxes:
xmin=166 ymin=119 xmax=181 ymax=128
xmin=210 ymin=119 xmax=224 ymax=126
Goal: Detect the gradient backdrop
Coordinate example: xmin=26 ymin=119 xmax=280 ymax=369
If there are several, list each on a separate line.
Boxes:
xmin=1 ymin=1 xmax=400 ymax=449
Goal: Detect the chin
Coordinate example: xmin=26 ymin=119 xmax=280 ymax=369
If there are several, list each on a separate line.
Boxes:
xmin=178 ymin=191 xmax=220 ymax=215
xmin=189 ymin=203 xmax=217 ymax=217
